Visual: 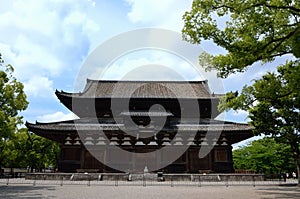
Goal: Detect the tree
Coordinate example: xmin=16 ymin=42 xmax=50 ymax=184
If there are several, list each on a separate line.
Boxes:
xmin=25 ymin=130 xmax=60 ymax=172
xmin=2 ymin=129 xmax=29 ymax=173
xmin=182 ymin=0 xmax=300 ymax=184
xmin=0 ymin=53 xmax=28 ymax=168
xmin=2 ymin=128 xmax=60 ymax=172
xmin=182 ymin=0 xmax=300 ymax=78
xmin=233 ymin=137 xmax=296 ymax=174
xmin=221 ymin=63 xmax=300 ymax=181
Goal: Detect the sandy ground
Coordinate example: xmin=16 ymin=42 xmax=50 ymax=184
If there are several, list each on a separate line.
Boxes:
xmin=1 ymin=183 xmax=300 ymax=199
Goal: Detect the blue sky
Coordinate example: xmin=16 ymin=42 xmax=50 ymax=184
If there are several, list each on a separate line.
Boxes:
xmin=0 ymin=0 xmax=283 ymax=147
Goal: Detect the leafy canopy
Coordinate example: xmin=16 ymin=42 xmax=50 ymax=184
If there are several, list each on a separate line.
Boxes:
xmin=2 ymin=128 xmax=60 ymax=171
xmin=0 ymin=53 xmax=28 ymax=139
xmin=0 ymin=53 xmax=28 ymax=168
xmin=219 ymin=61 xmax=300 ymax=143
xmin=182 ymin=0 xmax=300 ymax=77
xmin=183 ymin=1 xmax=300 ymax=182
xmin=233 ymin=137 xmax=296 ymax=174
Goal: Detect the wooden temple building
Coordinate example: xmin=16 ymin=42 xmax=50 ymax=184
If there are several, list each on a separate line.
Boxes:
xmin=26 ymin=80 xmax=253 ymax=173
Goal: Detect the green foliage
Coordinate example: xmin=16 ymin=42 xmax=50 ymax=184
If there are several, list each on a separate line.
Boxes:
xmin=2 ymin=128 xmax=60 ymax=171
xmin=0 ymin=53 xmax=59 ymax=171
xmin=0 ymin=53 xmax=28 ymax=168
xmin=2 ymin=129 xmax=29 ymax=169
xmin=26 ymin=130 xmax=60 ymax=171
xmin=0 ymin=54 xmax=28 ymax=138
xmin=183 ymin=0 xmax=300 ymax=183
xmin=219 ymin=61 xmax=300 ymax=140
xmin=233 ymin=137 xmax=296 ymax=174
xmin=182 ymin=0 xmax=300 ymax=77
xmin=219 ymin=62 xmax=300 ymax=179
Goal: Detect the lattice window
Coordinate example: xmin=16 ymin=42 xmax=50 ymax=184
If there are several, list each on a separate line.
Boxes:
xmin=214 ymin=149 xmax=228 ymax=162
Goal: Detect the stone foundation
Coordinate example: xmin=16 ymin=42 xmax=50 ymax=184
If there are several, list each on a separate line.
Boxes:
xmin=25 ymin=173 xmax=265 ymax=182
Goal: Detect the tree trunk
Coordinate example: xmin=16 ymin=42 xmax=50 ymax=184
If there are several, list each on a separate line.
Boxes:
xmin=297 ymin=159 xmax=300 ymax=186
xmin=290 ymin=141 xmax=300 ymax=185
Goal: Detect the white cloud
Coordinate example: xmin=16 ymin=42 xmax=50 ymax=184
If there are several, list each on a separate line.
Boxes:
xmin=0 ymin=0 xmax=255 ymax=127
xmin=62 ymin=10 xmax=100 ymax=45
xmin=23 ymin=76 xmax=55 ymax=98
xmin=0 ymin=1 xmax=100 ymax=81
xmin=37 ymin=111 xmax=79 ymax=122
xmin=87 ymin=0 xmax=96 ymax=7
xmin=15 ymin=36 xmax=63 ymax=76
xmin=125 ymin=0 xmax=193 ymax=30
xmin=97 ymin=50 xmax=202 ymax=81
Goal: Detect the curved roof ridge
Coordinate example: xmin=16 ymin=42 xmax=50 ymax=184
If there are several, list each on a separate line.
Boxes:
xmin=26 ymin=119 xmax=77 ymax=126
xmin=86 ymin=78 xmax=208 ymax=84
xmin=55 ymin=79 xmax=225 ymax=100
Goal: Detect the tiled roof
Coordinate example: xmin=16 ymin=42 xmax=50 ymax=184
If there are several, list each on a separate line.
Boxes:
xmin=26 ymin=119 xmax=253 ymax=132
xmin=57 ymin=79 xmax=223 ymax=99
xmin=26 ymin=119 xmax=254 ymax=144
xmin=120 ymin=111 xmax=174 ymax=117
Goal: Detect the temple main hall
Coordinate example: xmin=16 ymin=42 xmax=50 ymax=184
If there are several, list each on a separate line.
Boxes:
xmin=26 ymin=79 xmax=253 ymax=173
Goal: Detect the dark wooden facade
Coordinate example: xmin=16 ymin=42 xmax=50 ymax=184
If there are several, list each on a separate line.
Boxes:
xmin=26 ymin=80 xmax=254 ymax=173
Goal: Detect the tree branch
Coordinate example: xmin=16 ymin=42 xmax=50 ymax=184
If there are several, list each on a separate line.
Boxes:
xmin=212 ymin=3 xmax=300 ymax=15
xmin=282 ymin=22 xmax=300 ymax=27
xmin=211 ymin=5 xmax=236 ymax=12
xmin=250 ymin=3 xmax=300 ymax=15
xmin=269 ymin=51 xmax=292 ymax=59
xmin=260 ymin=28 xmax=298 ymax=53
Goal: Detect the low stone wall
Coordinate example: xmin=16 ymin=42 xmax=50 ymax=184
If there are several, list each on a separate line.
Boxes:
xmin=25 ymin=173 xmax=265 ymax=182
xmin=163 ymin=174 xmax=264 ymax=182
xmin=221 ymin=174 xmax=265 ymax=181
xmin=25 ymin=173 xmax=127 ymax=181
xmin=25 ymin=173 xmax=72 ymax=180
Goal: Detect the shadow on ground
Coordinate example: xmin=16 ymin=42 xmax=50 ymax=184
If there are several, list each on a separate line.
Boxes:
xmin=0 ymin=185 xmax=56 ymax=199
xmin=1 ymin=183 xmax=300 ymax=199
xmin=257 ymin=186 xmax=300 ymax=199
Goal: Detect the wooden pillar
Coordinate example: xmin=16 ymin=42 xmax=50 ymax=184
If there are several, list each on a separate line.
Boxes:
xmin=80 ymin=145 xmax=85 ymax=169
xmin=58 ymin=144 xmax=64 ymax=172
xmin=185 ymin=149 xmax=190 ymax=173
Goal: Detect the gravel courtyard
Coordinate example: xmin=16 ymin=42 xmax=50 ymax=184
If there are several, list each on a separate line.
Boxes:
xmin=1 ymin=184 xmax=300 ymax=199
